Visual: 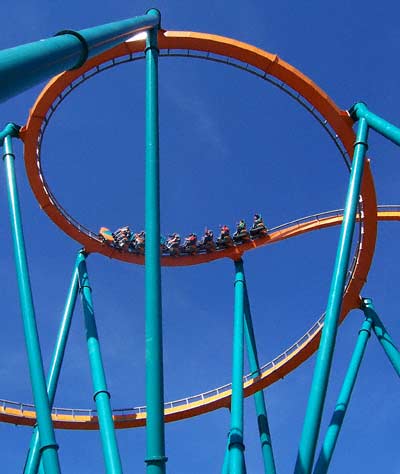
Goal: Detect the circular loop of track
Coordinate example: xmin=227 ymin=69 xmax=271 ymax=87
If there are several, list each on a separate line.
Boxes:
xmin=15 ymin=31 xmax=377 ymax=428
xmin=22 ymin=30 xmax=372 ymax=266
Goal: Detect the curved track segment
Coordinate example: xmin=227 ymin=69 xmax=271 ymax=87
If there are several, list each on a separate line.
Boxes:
xmin=17 ymin=31 xmax=378 ymax=430
xmin=21 ymin=30 xmax=376 ymax=266
xmin=3 ymin=205 xmax=396 ymax=430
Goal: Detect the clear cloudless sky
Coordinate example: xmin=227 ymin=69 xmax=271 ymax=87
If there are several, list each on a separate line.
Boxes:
xmin=0 ymin=1 xmax=399 ymax=473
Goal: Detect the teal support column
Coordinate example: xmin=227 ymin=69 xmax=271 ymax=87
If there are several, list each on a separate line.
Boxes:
xmin=362 ymin=298 xmax=400 ymax=377
xmin=1 ymin=126 xmax=61 ymax=473
xmin=0 ymin=10 xmax=160 ymax=103
xmin=24 ymin=255 xmax=80 ymax=474
xmin=144 ymin=10 xmax=167 ymax=474
xmin=294 ymin=117 xmax=369 ymax=474
xmin=222 ymin=430 xmax=230 ymax=474
xmin=0 ymin=122 xmax=21 ymax=144
xmin=243 ymin=278 xmax=276 ymax=474
xmin=77 ymin=251 xmax=123 ymax=474
xmin=349 ymin=102 xmax=400 ymax=147
xmin=228 ymin=259 xmax=246 ymax=474
xmin=313 ymin=314 xmax=373 ymax=474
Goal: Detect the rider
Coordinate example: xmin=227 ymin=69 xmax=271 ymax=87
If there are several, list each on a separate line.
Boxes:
xmin=167 ymin=232 xmax=181 ymax=247
xmin=220 ymin=225 xmax=230 ymax=238
xmin=202 ymin=228 xmax=214 ymax=243
xmin=184 ymin=233 xmax=197 ymax=254
xmin=135 ymin=230 xmax=145 ymax=241
xmin=252 ymin=213 xmax=264 ymax=229
xmin=185 ymin=233 xmax=197 ymax=246
xmin=113 ymin=226 xmax=131 ymax=248
xmin=236 ymin=219 xmax=246 ymax=234
xmin=133 ymin=230 xmax=145 ymax=246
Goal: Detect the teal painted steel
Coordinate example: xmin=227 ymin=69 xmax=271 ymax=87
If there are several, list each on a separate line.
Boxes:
xmin=350 ymin=102 xmax=400 ymax=147
xmin=24 ymin=256 xmax=80 ymax=474
xmin=222 ymin=432 xmax=230 ymax=474
xmin=0 ymin=10 xmax=160 ymax=103
xmin=362 ymin=298 xmax=400 ymax=377
xmin=0 ymin=122 xmax=20 ymax=144
xmin=228 ymin=259 xmax=246 ymax=474
xmin=313 ymin=315 xmax=373 ymax=474
xmin=243 ymin=278 xmax=276 ymax=474
xmin=2 ymin=130 xmax=61 ymax=473
xmin=294 ymin=118 xmax=369 ymax=474
xmin=77 ymin=251 xmax=123 ymax=474
xmin=144 ymin=11 xmax=167 ymax=474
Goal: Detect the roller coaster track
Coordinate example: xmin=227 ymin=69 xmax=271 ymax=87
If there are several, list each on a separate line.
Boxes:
xmin=22 ymin=30 xmax=369 ymax=267
xmin=13 ymin=30 xmax=384 ymax=430
xmin=0 ymin=205 xmax=396 ymax=430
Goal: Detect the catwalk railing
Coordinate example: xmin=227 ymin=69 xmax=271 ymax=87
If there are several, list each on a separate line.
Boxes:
xmin=1 ymin=204 xmax=394 ymax=423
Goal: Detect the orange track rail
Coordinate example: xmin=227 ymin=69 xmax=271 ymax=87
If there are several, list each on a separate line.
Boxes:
xmin=2 ymin=206 xmax=395 ymax=430
xmin=21 ymin=30 xmax=376 ymax=266
xmin=16 ymin=31 xmax=379 ymax=429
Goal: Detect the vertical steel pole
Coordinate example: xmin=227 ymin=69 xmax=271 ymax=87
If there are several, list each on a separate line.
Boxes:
xmin=243 ymin=278 xmax=276 ymax=474
xmin=144 ymin=9 xmax=167 ymax=474
xmin=77 ymin=251 xmax=123 ymax=474
xmin=313 ymin=314 xmax=373 ymax=474
xmin=222 ymin=430 xmax=231 ymax=474
xmin=294 ymin=118 xmax=369 ymax=474
xmin=228 ymin=259 xmax=246 ymax=474
xmin=24 ymin=255 xmax=80 ymax=474
xmin=1 ymin=128 xmax=61 ymax=473
xmin=362 ymin=298 xmax=400 ymax=376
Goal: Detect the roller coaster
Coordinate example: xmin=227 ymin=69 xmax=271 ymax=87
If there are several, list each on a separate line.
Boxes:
xmin=0 ymin=8 xmax=399 ymax=474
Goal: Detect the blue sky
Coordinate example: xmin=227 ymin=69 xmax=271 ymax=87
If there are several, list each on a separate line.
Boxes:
xmin=0 ymin=1 xmax=399 ymax=473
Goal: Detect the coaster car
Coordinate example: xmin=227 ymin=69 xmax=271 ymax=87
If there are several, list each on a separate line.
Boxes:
xmin=131 ymin=232 xmax=145 ymax=254
xmin=216 ymin=232 xmax=233 ymax=249
xmin=198 ymin=230 xmax=215 ymax=253
xmin=182 ymin=234 xmax=198 ymax=255
xmin=166 ymin=234 xmax=181 ymax=256
xmin=233 ymin=229 xmax=251 ymax=243
xmin=249 ymin=223 xmax=268 ymax=238
xmin=112 ymin=226 xmax=132 ymax=250
xmin=198 ymin=239 xmax=216 ymax=253
xmin=99 ymin=227 xmax=115 ymax=244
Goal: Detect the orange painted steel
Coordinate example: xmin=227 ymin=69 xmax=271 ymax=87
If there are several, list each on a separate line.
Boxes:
xmin=18 ymin=31 xmax=379 ymax=429
xmin=21 ymin=30 xmax=375 ymax=267
xmin=2 ymin=206 xmax=396 ymax=430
